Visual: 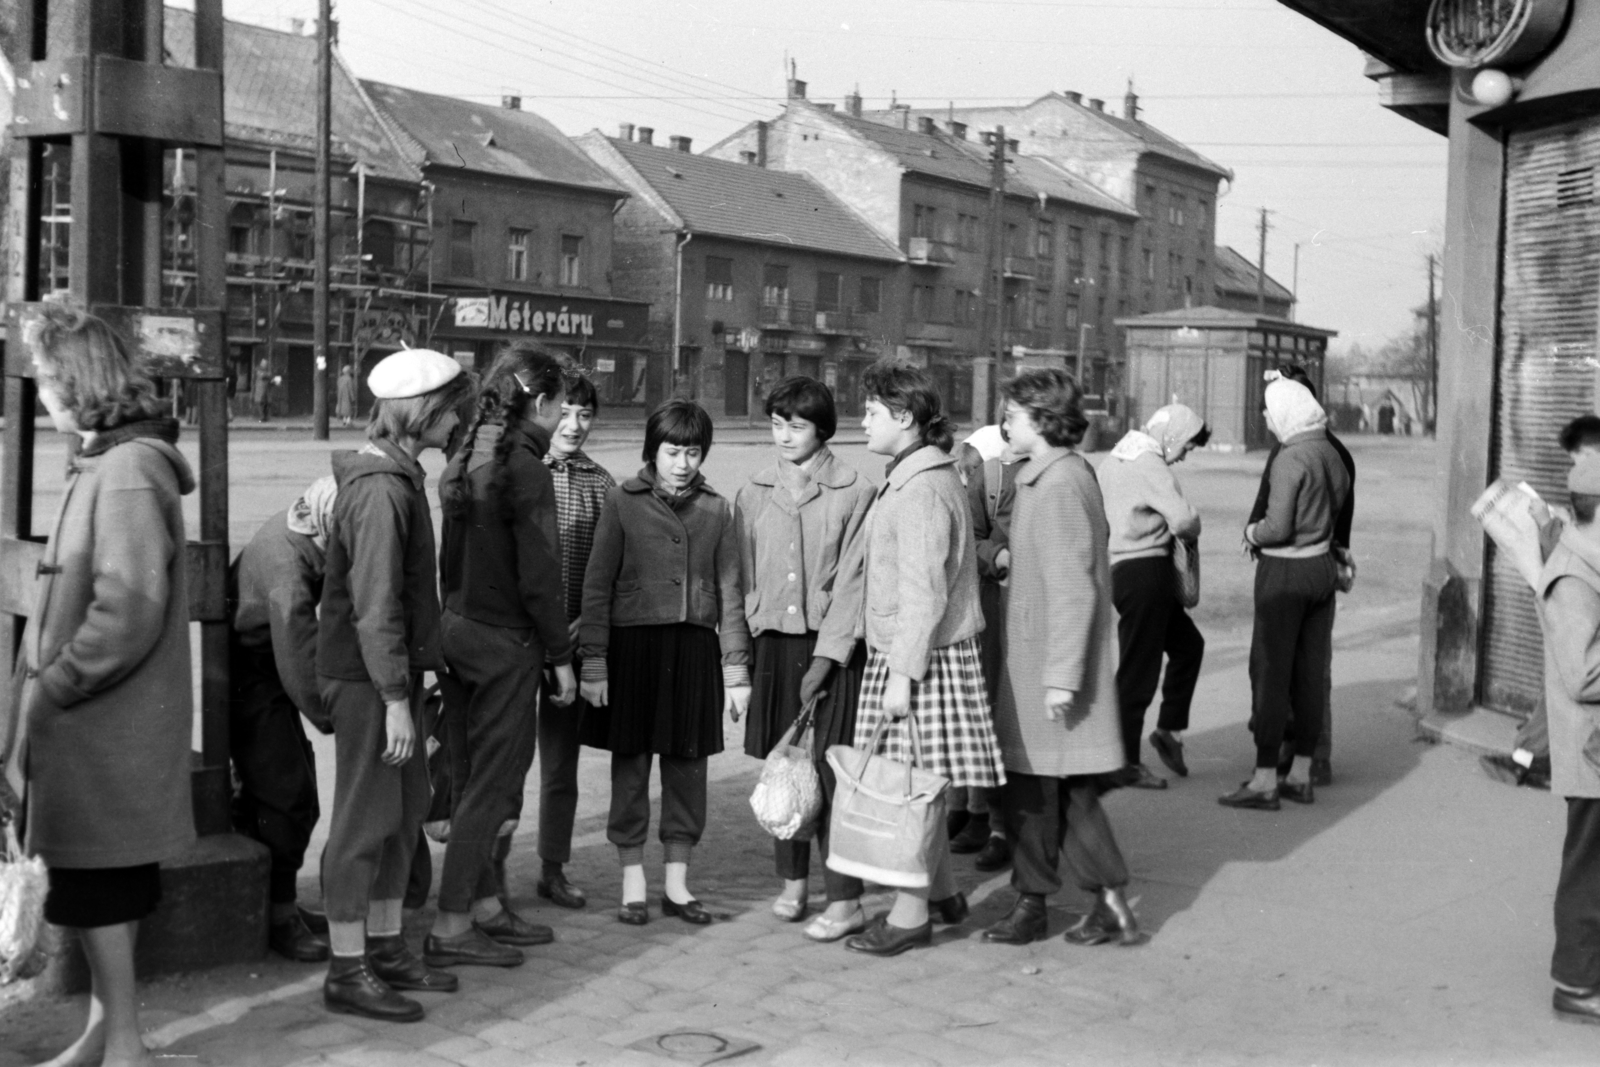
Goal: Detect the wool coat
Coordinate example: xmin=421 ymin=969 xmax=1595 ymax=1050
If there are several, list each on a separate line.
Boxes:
xmin=230 ymin=509 xmax=325 ymax=728
xmin=861 ymin=445 xmax=984 ymax=680
xmin=993 ymin=448 xmax=1123 ymax=778
xmin=24 ymin=430 xmax=198 ymax=868
xmin=1538 ymin=527 xmax=1600 ymax=799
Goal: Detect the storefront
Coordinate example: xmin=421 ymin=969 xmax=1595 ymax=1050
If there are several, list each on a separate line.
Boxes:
xmin=436 ymin=289 xmax=653 ymax=407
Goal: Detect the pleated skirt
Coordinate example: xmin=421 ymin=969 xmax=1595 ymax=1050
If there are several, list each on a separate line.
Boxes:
xmin=580 ymin=623 xmax=724 ymax=759
xmin=745 ymin=632 xmax=867 ymax=761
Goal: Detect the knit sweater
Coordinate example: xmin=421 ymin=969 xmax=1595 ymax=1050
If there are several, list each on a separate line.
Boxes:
xmin=1097 ymin=450 xmax=1201 ymax=563
xmin=1245 ymin=428 xmax=1351 ymax=551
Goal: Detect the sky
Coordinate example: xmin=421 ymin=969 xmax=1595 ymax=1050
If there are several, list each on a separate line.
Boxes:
xmin=200 ymin=0 xmax=1449 ymax=353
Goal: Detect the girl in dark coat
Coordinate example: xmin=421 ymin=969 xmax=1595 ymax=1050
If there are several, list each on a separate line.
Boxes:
xmin=428 ymin=344 xmax=578 ymax=969
xmin=19 ymin=305 xmax=197 ymax=1067
xmin=579 ymin=400 xmax=752 ymax=926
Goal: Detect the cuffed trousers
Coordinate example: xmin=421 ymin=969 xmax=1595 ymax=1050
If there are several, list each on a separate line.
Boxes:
xmin=1112 ymin=555 xmax=1206 ymax=767
xmin=1554 ymin=797 xmax=1600 ymax=989
xmin=1248 ymin=554 xmax=1337 ymax=769
xmin=321 ymin=678 xmax=429 ymax=923
xmin=773 ymin=754 xmax=866 ymax=902
xmin=230 ymin=643 xmax=320 ymax=904
xmin=608 ymin=753 xmax=706 ymax=864
xmin=437 ymin=611 xmax=543 ymax=914
xmin=1002 ymin=772 xmax=1130 ymax=896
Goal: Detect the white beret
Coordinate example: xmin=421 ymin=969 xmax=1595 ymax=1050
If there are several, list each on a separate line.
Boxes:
xmin=367 ymin=348 xmax=463 ymax=399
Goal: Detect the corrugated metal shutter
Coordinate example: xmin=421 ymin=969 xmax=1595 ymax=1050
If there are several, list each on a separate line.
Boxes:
xmin=1481 ymin=118 xmax=1600 ymax=716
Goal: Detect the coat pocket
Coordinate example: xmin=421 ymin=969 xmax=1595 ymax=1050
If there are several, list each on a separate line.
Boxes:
xmin=693 ymin=578 xmax=719 ymax=623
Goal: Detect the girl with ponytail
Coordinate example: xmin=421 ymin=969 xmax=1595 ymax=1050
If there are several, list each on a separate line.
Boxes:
xmin=427 ymin=343 xmax=578 ymax=970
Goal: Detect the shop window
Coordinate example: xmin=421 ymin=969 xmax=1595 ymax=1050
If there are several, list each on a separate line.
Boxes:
xmin=706 ymin=256 xmax=734 ymax=301
xmin=507 ymin=228 xmax=530 ymax=281
xmin=449 ymin=219 xmax=476 ymax=277
xmin=816 ymin=271 xmax=842 ymax=311
xmin=560 ymin=234 xmax=583 ymax=286
xmin=859 ymin=276 xmax=881 ymax=313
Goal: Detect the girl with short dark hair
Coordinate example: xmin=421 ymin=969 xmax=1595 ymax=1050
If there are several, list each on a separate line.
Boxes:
xmin=580 ymin=399 xmax=752 ymax=925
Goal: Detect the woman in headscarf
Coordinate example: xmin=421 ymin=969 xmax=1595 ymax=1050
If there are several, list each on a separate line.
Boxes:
xmin=1221 ymin=375 xmax=1350 ymax=810
xmin=1097 ymin=404 xmax=1210 ymax=790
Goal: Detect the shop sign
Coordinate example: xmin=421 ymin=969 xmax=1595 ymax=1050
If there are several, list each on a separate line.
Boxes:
xmin=449 ymin=291 xmax=650 ymax=346
xmin=595 ymin=358 xmax=616 ymax=372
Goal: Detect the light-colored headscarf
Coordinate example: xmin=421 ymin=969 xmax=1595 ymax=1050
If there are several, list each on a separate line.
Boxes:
xmin=1109 ymin=403 xmax=1208 ymax=464
xmin=286 ymin=475 xmax=338 ymax=550
xmin=1264 ymin=377 xmax=1327 ymax=441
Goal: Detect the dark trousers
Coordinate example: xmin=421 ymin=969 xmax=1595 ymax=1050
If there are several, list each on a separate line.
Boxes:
xmin=229 ymin=643 xmax=320 ymax=905
xmin=437 ymin=611 xmax=543 ymax=914
xmin=321 ymin=678 xmax=429 ymax=923
xmin=1554 ymin=797 xmax=1600 ymax=989
xmin=609 ymin=753 xmax=707 ymax=861
xmin=1112 ymin=556 xmax=1206 ymax=767
xmin=774 ymin=755 xmax=866 ymax=902
xmin=538 ymin=683 xmax=587 ymax=866
xmin=1002 ymin=772 xmax=1130 ymax=896
xmin=1248 ymin=554 xmax=1338 ymax=768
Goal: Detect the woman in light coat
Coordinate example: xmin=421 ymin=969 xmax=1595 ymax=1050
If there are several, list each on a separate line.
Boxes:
xmin=984 ymin=368 xmax=1143 ymax=948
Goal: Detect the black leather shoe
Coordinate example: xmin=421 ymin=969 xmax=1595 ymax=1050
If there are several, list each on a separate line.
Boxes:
xmin=324 ymin=955 xmax=423 ymax=1022
xmin=618 ymin=901 xmax=649 ymax=926
xmin=949 ymin=814 xmax=991 ymax=853
xmin=1218 ymin=782 xmax=1281 ymax=811
xmin=475 ymin=908 xmax=554 ymax=946
xmin=1126 ymin=764 xmax=1169 ymax=790
xmin=982 ymin=896 xmax=1048 ymax=945
xmin=845 ymin=914 xmax=932 ymax=956
xmin=1554 ymin=986 xmax=1600 ymax=1024
xmin=537 ymin=870 xmax=588 ymax=909
xmin=660 ymin=897 xmax=714 ymax=925
xmin=1062 ymin=900 xmax=1117 ymax=946
xmin=420 ymin=928 xmax=523 ymax=970
xmin=270 ymin=913 xmax=330 ymax=963
xmin=931 ymin=892 xmax=968 ymax=925
xmin=369 ymin=935 xmax=462 ymax=990
xmin=1278 ymin=779 xmax=1315 ymax=805
xmin=974 ymin=835 xmax=1012 ymax=872
xmin=947 ymin=809 xmax=971 ymax=840
xmin=297 ymin=905 xmax=330 ymax=936
xmin=1311 ymin=758 xmax=1333 ymax=787
xmin=1149 ymin=730 xmax=1188 ymax=778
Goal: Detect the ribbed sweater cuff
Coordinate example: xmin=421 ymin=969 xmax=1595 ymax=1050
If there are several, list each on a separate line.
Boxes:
xmin=723 ymin=664 xmax=750 ymax=689
xmin=581 ymin=659 xmax=608 ymax=683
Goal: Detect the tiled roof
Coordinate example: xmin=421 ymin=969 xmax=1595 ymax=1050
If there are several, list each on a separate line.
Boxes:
xmin=594 ymin=137 xmax=904 ymax=262
xmin=1075 ymin=103 xmax=1233 ymax=180
xmin=1114 ymin=303 xmax=1335 ymax=337
xmin=1009 ymin=156 xmax=1138 ymax=218
xmin=163 ymin=9 xmax=417 ymax=183
xmin=361 ymin=82 xmax=623 ymax=196
xmin=821 ymin=108 xmax=1029 ymax=192
xmin=1213 ymin=245 xmax=1295 ymax=303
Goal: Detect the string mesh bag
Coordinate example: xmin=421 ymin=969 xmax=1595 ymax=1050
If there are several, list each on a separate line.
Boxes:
xmin=749 ymin=698 xmax=823 ymax=841
xmin=0 ymin=814 xmax=48 ymax=984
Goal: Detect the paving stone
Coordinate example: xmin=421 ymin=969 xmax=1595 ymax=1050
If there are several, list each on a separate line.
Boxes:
xmin=842 ymin=1044 xmax=939 ymax=1067
xmin=456 ymin=1047 xmax=543 ymax=1067
xmin=463 ymin=983 xmax=528 ymax=1008
xmin=420 ymin=1034 xmax=492 ymax=1060
xmin=289 ymin=1021 xmax=369 ymax=1049
xmin=584 ymin=974 xmax=656 ymax=1004
xmin=472 ymin=1019 xmax=550 ymax=1052
xmin=327 ymin=1046 xmax=459 ymax=1067
xmin=782 ymin=980 xmax=839 ymax=1004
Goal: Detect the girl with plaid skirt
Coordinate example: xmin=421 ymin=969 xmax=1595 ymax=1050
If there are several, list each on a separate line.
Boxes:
xmin=843 ymin=360 xmax=1006 ymax=957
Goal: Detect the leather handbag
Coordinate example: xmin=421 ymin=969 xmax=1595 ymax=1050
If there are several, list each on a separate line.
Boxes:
xmin=749 ymin=697 xmax=823 ymax=841
xmin=825 ymin=716 xmax=950 ymax=889
xmin=1172 ymin=534 xmax=1201 ymax=609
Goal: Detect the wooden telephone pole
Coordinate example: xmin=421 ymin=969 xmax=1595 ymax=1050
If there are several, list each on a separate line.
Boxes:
xmin=976 ymin=125 xmax=1006 ymax=419
xmin=1426 ymin=251 xmax=1438 ymax=432
xmin=1256 ymin=207 xmax=1272 ymax=314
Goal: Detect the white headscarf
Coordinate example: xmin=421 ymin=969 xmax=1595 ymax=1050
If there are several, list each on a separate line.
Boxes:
xmin=286 ymin=475 xmax=338 ymax=550
xmin=1109 ymin=403 xmax=1208 ymax=463
xmin=1264 ymin=377 xmax=1326 ymax=441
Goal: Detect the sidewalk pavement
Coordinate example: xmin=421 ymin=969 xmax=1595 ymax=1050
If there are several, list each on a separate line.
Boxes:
xmin=1 ymin=602 xmax=1585 ymax=1067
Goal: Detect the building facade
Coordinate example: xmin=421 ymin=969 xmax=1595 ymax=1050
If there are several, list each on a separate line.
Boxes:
xmin=1211 ymin=245 xmax=1295 ymax=319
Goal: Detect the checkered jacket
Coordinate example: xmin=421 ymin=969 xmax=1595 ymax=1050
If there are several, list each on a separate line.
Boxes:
xmin=542 ymin=449 xmax=616 ymax=624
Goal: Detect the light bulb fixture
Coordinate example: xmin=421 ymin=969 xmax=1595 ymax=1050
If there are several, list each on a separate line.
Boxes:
xmin=1472 ymin=68 xmax=1521 ymax=107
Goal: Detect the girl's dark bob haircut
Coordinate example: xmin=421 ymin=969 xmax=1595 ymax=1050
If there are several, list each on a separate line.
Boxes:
xmin=643 ymin=398 xmax=714 ymax=461
xmin=564 ymin=367 xmax=600 ymax=412
xmin=764 ymin=376 xmax=837 ymax=441
xmin=860 ymin=358 xmax=955 ymax=453
xmin=1000 ymin=367 xmax=1089 ymax=449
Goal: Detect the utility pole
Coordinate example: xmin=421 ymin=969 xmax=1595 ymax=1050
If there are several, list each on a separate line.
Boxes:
xmin=1426 ymin=251 xmax=1438 ymax=433
xmin=312 ymin=0 xmax=333 ymax=440
xmin=976 ymin=125 xmax=1006 ymax=418
xmin=1256 ymin=206 xmax=1271 ymax=315
xmin=1291 ymin=242 xmax=1301 ymax=323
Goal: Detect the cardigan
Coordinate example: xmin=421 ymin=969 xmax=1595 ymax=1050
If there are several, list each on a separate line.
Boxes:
xmin=734 ymin=447 xmax=874 ymax=665
xmin=1245 ymin=428 xmax=1351 ymax=551
xmin=861 ymin=445 xmax=984 ymax=680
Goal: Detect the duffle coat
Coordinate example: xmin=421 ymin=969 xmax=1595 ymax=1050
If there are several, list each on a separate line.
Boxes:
xmin=993 ymin=447 xmax=1123 ymax=778
xmin=24 ymin=430 xmax=198 ymax=868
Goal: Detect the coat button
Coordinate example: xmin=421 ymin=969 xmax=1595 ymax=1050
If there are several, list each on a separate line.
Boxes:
xmin=673 ymin=536 xmax=681 ymax=544
xmin=787 ymin=605 xmax=798 ymax=615
xmin=673 ymin=578 xmax=682 ymax=585
xmin=787 ymin=572 xmax=796 ymax=582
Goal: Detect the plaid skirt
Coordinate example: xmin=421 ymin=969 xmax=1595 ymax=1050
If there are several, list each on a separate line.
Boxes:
xmin=853 ymin=637 xmax=1006 ymax=789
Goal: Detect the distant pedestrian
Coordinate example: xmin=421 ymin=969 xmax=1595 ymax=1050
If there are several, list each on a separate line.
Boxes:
xmin=734 ymin=376 xmax=873 ymax=938
xmin=842 ymin=360 xmax=1004 ymax=958
xmin=16 ymin=305 xmax=198 ymax=1066
xmin=1224 ymin=374 xmax=1349 ymax=811
xmin=317 ymin=348 xmax=475 ymax=1022
xmin=254 ymin=357 xmax=273 ymax=422
xmin=336 ymin=363 xmax=357 ymax=427
xmin=983 ymin=369 xmax=1142 ymax=948
xmin=1099 ymin=403 xmax=1210 ymax=790
xmin=579 ymin=400 xmax=752 ymax=926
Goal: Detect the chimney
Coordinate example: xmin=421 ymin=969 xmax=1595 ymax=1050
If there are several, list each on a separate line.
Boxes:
xmin=844 ymin=89 xmax=863 ymax=117
xmin=619 ymin=122 xmax=635 ymax=141
xmin=1063 ymin=91 xmax=1082 ymax=104
xmin=1089 ymin=98 xmax=1105 ymax=112
xmin=918 ymin=116 xmax=936 ymax=135
xmin=756 ymin=120 xmax=769 ymax=167
xmin=740 ymin=150 xmax=758 ymax=165
xmin=894 ymin=103 xmax=911 ymax=129
xmin=1006 ymin=138 xmax=1019 ymax=154
xmin=288 ymin=17 xmax=305 ymax=34
xmin=1123 ymin=80 xmax=1140 ymax=122
xmin=947 ymin=120 xmax=967 ymax=140
xmin=669 ymin=135 xmax=692 ymax=153
xmin=787 ymin=77 xmax=807 ymax=99
xmin=637 ymin=126 xmax=654 ymax=145
xmin=501 ymin=94 xmax=521 ymax=111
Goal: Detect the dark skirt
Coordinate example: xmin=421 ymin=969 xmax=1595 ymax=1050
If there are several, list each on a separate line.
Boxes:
xmin=581 ymin=623 xmax=724 ymax=759
xmin=45 ymin=863 xmax=162 ymax=928
xmin=745 ymin=634 xmax=867 ymax=762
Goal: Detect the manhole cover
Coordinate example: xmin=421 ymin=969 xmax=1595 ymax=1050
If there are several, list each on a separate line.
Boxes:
xmin=627 ymin=1029 xmax=760 ymax=1065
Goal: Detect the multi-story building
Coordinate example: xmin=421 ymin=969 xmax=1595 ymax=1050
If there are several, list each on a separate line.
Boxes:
xmin=1211 ymin=245 xmax=1295 ymax=319
xmin=705 ymin=86 xmax=1139 ymax=420
xmin=362 ymin=85 xmax=651 ymax=406
xmin=578 ymin=129 xmax=904 ymax=419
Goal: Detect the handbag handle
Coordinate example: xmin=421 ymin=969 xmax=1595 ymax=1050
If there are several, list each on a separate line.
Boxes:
xmin=863 ymin=711 xmax=922 ymax=800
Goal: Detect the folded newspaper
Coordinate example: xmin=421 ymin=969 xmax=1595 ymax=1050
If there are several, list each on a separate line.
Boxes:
xmin=1471 ymin=479 xmax=1548 ymax=589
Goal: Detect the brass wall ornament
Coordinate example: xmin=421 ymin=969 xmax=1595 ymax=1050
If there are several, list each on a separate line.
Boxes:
xmin=1426 ymin=0 xmax=1571 ymax=68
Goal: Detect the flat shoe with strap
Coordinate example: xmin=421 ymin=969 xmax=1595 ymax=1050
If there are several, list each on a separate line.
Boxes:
xmin=844 ymin=914 xmax=932 ymax=957
xmin=617 ymin=901 xmax=649 ymax=926
xmin=772 ymin=895 xmax=809 ymax=922
xmin=803 ymin=907 xmax=867 ymax=943
xmin=661 ymin=896 xmax=714 ymax=925
xmin=1218 ymin=782 xmax=1281 ymax=811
